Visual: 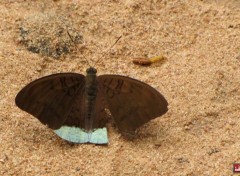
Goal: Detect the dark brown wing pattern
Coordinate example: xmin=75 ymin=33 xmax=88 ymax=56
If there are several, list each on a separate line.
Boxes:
xmin=15 ymin=73 xmax=85 ymax=129
xmin=98 ymin=75 xmax=168 ymax=134
xmin=61 ymin=88 xmax=86 ymax=129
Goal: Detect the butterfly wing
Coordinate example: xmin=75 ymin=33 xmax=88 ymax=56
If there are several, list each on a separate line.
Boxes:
xmin=62 ymin=89 xmax=86 ymax=129
xmin=92 ymin=85 xmax=109 ymax=129
xmin=98 ymin=75 xmax=168 ymax=134
xmin=15 ymin=73 xmax=85 ymax=130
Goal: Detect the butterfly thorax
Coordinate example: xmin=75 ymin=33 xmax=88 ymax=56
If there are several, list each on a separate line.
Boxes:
xmin=84 ymin=67 xmax=98 ymax=131
xmin=86 ymin=67 xmax=97 ymax=97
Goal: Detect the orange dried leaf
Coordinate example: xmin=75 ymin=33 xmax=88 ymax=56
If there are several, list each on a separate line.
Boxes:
xmin=132 ymin=58 xmax=152 ymax=66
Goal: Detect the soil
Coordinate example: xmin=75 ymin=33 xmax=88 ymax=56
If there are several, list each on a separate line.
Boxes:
xmin=0 ymin=0 xmax=240 ymax=175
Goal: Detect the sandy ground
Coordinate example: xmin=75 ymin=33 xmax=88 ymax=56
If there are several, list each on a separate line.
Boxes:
xmin=0 ymin=0 xmax=240 ymax=175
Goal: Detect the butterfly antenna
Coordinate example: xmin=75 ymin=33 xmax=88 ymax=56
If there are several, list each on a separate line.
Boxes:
xmin=93 ymin=35 xmax=122 ymax=68
xmin=66 ymin=30 xmax=91 ymax=67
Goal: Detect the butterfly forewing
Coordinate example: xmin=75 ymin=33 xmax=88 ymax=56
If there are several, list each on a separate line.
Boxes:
xmin=15 ymin=73 xmax=86 ymax=129
xmin=98 ymin=75 xmax=168 ymax=134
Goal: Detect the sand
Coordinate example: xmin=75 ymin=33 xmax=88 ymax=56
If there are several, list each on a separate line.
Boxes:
xmin=0 ymin=0 xmax=240 ymax=175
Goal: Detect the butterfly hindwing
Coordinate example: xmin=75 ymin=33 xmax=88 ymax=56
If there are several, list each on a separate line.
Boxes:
xmin=98 ymin=75 xmax=168 ymax=134
xmin=61 ymin=87 xmax=86 ymax=128
xmin=91 ymin=85 xmax=109 ymax=129
xmin=15 ymin=73 xmax=85 ymax=129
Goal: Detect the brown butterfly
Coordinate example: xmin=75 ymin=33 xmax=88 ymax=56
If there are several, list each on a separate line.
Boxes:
xmin=15 ymin=67 xmax=168 ymax=144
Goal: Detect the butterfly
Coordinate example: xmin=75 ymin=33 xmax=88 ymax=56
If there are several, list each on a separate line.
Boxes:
xmin=15 ymin=67 xmax=168 ymax=144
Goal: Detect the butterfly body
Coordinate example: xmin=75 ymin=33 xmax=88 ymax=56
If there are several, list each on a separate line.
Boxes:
xmin=84 ymin=67 xmax=98 ymax=131
xmin=15 ymin=67 xmax=168 ymax=144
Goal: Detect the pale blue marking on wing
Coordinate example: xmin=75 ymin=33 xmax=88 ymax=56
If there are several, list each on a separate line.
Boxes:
xmin=54 ymin=126 xmax=108 ymax=144
xmin=89 ymin=128 xmax=108 ymax=144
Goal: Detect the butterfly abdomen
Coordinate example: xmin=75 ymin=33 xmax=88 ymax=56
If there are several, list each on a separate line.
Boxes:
xmin=84 ymin=67 xmax=98 ymax=131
